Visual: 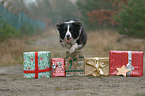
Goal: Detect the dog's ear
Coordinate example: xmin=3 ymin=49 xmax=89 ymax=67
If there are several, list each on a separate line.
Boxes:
xmin=56 ymin=23 xmax=65 ymax=30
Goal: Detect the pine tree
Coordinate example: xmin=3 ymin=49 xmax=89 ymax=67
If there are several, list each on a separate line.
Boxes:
xmin=114 ymin=0 xmax=145 ymax=37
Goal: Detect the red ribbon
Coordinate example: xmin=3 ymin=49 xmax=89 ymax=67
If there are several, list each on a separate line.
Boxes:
xmin=23 ymin=52 xmax=50 ymax=78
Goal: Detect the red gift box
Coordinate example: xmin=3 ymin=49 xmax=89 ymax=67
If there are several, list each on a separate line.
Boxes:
xmin=51 ymin=58 xmax=65 ymax=77
xmin=109 ymin=50 xmax=143 ymax=77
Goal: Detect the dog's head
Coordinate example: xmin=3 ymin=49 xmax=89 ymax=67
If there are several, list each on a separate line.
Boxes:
xmin=56 ymin=20 xmax=82 ymax=43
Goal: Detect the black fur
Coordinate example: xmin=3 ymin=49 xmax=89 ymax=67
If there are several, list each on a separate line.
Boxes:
xmin=56 ymin=20 xmax=87 ymax=52
xmin=76 ymin=28 xmax=87 ymax=49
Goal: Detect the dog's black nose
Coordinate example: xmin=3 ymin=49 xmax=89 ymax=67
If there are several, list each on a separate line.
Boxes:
xmin=66 ymin=34 xmax=70 ymax=38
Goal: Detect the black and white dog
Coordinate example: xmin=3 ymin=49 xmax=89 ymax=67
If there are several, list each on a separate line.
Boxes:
xmin=56 ymin=20 xmax=87 ymax=54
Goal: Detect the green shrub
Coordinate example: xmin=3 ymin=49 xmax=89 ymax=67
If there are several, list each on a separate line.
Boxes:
xmin=114 ymin=0 xmax=145 ymax=37
xmin=20 ymin=23 xmax=35 ymax=35
xmin=0 ymin=16 xmax=20 ymax=41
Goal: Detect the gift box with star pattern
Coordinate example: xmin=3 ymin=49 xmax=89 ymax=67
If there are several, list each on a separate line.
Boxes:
xmin=51 ymin=58 xmax=65 ymax=77
xmin=23 ymin=51 xmax=51 ymax=78
xmin=109 ymin=50 xmax=143 ymax=77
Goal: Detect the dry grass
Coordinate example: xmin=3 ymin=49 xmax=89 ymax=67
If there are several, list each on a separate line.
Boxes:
xmin=0 ymin=38 xmax=26 ymax=66
xmin=0 ymin=29 xmax=145 ymax=66
xmin=83 ymin=30 xmax=120 ymax=57
xmin=83 ymin=30 xmax=145 ymax=57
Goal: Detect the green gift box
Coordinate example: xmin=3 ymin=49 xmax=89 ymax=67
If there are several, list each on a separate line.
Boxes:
xmin=23 ymin=51 xmax=51 ymax=78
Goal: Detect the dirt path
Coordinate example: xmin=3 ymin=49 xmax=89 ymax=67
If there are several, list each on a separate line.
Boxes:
xmin=0 ymin=58 xmax=145 ymax=96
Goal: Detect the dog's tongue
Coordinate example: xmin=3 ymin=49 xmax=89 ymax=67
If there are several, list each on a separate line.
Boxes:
xmin=66 ymin=38 xmax=71 ymax=42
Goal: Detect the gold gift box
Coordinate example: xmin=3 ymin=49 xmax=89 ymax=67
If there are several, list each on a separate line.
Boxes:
xmin=85 ymin=57 xmax=109 ymax=76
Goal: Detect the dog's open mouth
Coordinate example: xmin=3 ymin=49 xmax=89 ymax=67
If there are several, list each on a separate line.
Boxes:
xmin=66 ymin=38 xmax=71 ymax=42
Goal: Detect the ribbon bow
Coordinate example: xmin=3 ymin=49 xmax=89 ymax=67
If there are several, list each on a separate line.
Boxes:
xmin=126 ymin=51 xmax=134 ymax=76
xmin=86 ymin=58 xmax=108 ymax=76
xmin=66 ymin=56 xmax=80 ymax=69
xmin=52 ymin=62 xmax=64 ymax=72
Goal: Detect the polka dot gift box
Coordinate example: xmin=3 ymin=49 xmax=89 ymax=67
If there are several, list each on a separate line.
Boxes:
xmin=109 ymin=50 xmax=143 ymax=77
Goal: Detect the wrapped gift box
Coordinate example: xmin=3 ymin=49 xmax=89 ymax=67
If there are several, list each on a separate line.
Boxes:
xmin=65 ymin=51 xmax=84 ymax=76
xmin=85 ymin=57 xmax=109 ymax=76
xmin=51 ymin=58 xmax=65 ymax=77
xmin=109 ymin=50 xmax=143 ymax=77
xmin=23 ymin=51 xmax=51 ymax=78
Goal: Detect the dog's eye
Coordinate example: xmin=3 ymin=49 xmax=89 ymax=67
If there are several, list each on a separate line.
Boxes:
xmin=56 ymin=23 xmax=66 ymax=31
xmin=58 ymin=27 xmax=67 ymax=39
xmin=70 ymin=26 xmax=80 ymax=34
xmin=59 ymin=28 xmax=66 ymax=33
xmin=60 ymin=27 xmax=67 ymax=33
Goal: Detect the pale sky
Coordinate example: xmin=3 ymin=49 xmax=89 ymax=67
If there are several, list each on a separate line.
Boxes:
xmin=24 ymin=0 xmax=36 ymax=4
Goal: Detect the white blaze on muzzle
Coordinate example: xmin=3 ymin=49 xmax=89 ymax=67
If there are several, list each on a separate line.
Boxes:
xmin=65 ymin=25 xmax=72 ymax=39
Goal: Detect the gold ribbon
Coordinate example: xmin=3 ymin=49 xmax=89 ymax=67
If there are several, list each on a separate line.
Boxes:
xmin=86 ymin=58 xmax=108 ymax=76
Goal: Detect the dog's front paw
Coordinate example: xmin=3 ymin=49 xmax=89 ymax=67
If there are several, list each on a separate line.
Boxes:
xmin=69 ymin=47 xmax=76 ymax=54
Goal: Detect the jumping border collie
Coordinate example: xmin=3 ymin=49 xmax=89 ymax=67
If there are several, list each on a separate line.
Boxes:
xmin=56 ymin=20 xmax=87 ymax=54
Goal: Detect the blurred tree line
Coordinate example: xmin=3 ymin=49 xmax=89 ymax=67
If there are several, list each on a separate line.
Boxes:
xmin=1 ymin=0 xmax=145 ymax=40
xmin=77 ymin=0 xmax=145 ymax=38
xmin=0 ymin=0 xmax=46 ymax=41
xmin=24 ymin=0 xmax=145 ymax=38
xmin=0 ymin=15 xmax=20 ymax=41
xmin=28 ymin=0 xmax=79 ymax=25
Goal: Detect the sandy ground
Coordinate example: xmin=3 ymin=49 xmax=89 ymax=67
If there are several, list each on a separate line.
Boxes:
xmin=0 ymin=30 xmax=145 ymax=96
